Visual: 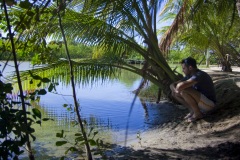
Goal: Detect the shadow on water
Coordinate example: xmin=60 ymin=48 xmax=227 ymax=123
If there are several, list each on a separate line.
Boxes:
xmin=18 ymin=101 xmax=187 ymax=160
xmin=4 ymin=61 xmax=240 ymax=159
xmin=1 ymin=61 xmax=184 ymax=158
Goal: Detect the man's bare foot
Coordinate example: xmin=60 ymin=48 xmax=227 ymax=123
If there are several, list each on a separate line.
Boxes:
xmin=187 ymin=114 xmax=203 ymax=122
xmin=184 ymin=113 xmax=193 ymax=119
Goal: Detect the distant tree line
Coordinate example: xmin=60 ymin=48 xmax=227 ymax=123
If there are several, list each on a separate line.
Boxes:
xmin=0 ymin=39 xmax=94 ymax=62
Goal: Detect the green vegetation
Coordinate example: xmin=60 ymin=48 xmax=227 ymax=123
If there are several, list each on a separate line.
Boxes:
xmin=0 ymin=39 xmax=94 ymax=63
xmin=0 ymin=73 xmax=54 ymax=159
xmin=47 ymin=41 xmax=93 ymax=60
xmin=159 ymin=0 xmax=240 ymax=71
xmin=0 ymin=0 xmax=240 ymax=159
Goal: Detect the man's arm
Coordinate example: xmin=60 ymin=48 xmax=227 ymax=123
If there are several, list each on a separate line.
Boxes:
xmin=175 ymin=79 xmax=197 ymax=93
xmin=170 ymin=80 xmax=181 ymax=93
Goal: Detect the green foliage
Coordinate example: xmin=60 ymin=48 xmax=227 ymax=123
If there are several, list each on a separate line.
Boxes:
xmin=167 ymin=45 xmax=206 ymax=64
xmin=0 ymin=70 xmax=55 ymax=159
xmin=17 ymin=60 xmax=119 ymax=89
xmin=55 ymin=101 xmax=107 ymax=158
xmin=92 ymin=45 xmax=140 ymax=62
xmin=2 ymin=0 xmax=180 ymax=97
xmin=26 ymin=71 xmax=58 ymax=100
xmin=45 ymin=0 xmax=178 ymax=93
xmin=165 ymin=0 xmax=240 ymax=66
xmin=167 ymin=45 xmax=191 ymax=63
xmin=0 ymin=39 xmax=12 ymax=60
xmin=47 ymin=41 xmax=94 ymax=60
xmin=1 ymin=0 xmax=239 ymax=158
xmin=56 ymin=125 xmax=107 ymax=159
xmin=0 ymin=80 xmax=40 ymax=159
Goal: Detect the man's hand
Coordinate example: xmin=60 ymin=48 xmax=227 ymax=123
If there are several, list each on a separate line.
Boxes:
xmin=170 ymin=82 xmax=179 ymax=93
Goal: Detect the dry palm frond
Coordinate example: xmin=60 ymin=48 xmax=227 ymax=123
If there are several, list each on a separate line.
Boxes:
xmin=159 ymin=1 xmax=187 ymax=55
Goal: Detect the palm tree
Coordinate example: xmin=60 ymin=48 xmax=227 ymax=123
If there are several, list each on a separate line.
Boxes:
xmin=24 ymin=0 xmax=180 ymax=98
xmin=1 ymin=1 xmax=182 ymax=158
xmin=1 ymin=1 xmax=184 ymax=159
xmin=159 ymin=0 xmax=240 ymax=71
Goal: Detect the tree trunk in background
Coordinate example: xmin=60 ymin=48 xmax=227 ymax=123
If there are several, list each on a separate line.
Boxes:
xmin=206 ymin=51 xmax=210 ymax=68
xmin=237 ymin=0 xmax=240 ymax=17
xmin=221 ymin=58 xmax=232 ymax=72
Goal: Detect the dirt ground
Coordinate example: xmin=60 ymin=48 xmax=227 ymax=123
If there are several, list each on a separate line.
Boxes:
xmin=107 ymin=66 xmax=240 ymax=160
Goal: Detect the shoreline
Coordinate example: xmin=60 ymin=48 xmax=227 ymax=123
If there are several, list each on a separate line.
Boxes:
xmin=109 ymin=66 xmax=240 ymax=159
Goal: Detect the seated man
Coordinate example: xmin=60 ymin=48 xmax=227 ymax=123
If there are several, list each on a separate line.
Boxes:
xmin=170 ymin=57 xmax=216 ymax=122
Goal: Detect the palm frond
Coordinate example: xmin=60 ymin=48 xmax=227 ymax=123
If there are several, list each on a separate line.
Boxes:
xmin=159 ymin=0 xmax=239 ymax=60
xmin=159 ymin=0 xmax=187 ymax=54
xmin=9 ymin=59 xmax=120 ymax=88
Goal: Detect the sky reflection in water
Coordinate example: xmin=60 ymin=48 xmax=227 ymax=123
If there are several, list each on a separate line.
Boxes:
xmin=39 ymin=77 xmax=149 ymax=135
xmin=1 ymin=61 xmax=170 ymax=158
xmin=0 ymin=61 xmax=155 ymax=136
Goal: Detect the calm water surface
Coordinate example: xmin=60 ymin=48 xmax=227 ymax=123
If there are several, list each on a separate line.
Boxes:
xmin=0 ymin=61 xmax=171 ymax=159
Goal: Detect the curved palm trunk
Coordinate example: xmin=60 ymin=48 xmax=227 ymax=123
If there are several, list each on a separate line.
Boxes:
xmin=140 ymin=1 xmax=179 ymax=99
xmin=49 ymin=1 xmax=180 ymax=101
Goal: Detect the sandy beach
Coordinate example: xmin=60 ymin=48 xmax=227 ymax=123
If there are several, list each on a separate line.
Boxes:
xmin=107 ymin=66 xmax=240 ymax=159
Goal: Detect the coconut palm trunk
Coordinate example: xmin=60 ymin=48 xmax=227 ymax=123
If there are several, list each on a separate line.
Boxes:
xmin=159 ymin=0 xmax=239 ymax=72
xmin=45 ymin=0 xmax=179 ymax=99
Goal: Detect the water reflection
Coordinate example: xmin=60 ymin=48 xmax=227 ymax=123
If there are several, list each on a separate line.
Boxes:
xmin=0 ymin=61 xmax=152 ymax=132
xmin=1 ymin=61 xmax=174 ymax=158
xmin=38 ymin=79 xmax=148 ymax=133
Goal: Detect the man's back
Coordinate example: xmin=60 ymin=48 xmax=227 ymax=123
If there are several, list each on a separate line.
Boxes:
xmin=190 ymin=69 xmax=216 ymax=103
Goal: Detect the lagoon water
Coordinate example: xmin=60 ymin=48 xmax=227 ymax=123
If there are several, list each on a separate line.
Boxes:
xmin=0 ymin=61 xmax=170 ymax=159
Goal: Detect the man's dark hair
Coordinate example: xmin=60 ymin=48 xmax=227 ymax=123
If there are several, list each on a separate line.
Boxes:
xmin=181 ymin=57 xmax=197 ymax=68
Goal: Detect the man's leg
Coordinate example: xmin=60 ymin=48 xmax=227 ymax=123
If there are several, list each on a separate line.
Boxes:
xmin=198 ymin=94 xmax=215 ymax=112
xmin=171 ymin=91 xmax=193 ymax=118
xmin=180 ymin=88 xmax=203 ymax=120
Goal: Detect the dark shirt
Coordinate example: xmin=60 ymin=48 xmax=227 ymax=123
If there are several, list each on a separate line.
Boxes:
xmin=182 ymin=69 xmax=216 ymax=103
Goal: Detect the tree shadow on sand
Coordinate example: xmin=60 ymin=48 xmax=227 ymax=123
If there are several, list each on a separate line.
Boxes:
xmin=105 ymin=71 xmax=240 ymax=160
xmin=105 ymin=141 xmax=240 ymax=160
xmin=205 ymin=72 xmax=240 ymax=123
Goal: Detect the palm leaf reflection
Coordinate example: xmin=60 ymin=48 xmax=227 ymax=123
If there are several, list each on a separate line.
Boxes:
xmin=10 ymin=59 xmax=121 ymax=91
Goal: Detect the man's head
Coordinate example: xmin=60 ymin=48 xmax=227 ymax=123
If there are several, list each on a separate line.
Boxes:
xmin=181 ymin=57 xmax=197 ymax=76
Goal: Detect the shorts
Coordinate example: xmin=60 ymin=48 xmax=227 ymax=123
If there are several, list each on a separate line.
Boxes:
xmin=198 ymin=94 xmax=215 ymax=112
